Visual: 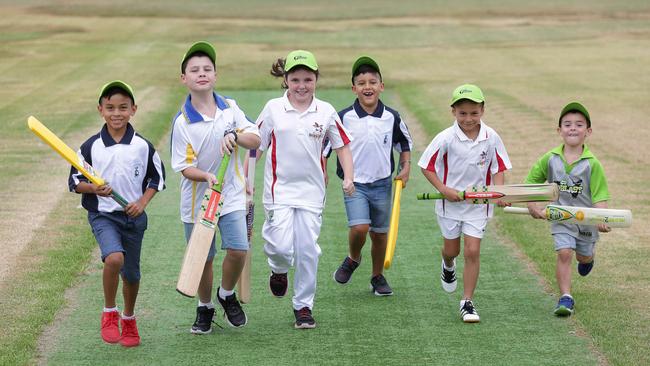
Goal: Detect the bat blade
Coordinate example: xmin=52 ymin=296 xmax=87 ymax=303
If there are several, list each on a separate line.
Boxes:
xmin=238 ymin=149 xmax=256 ymax=304
xmin=504 ymin=205 xmax=632 ymax=228
xmin=176 ymin=154 xmax=230 ymax=297
xmin=417 ymin=183 xmax=559 ymax=204
xmin=28 ymin=116 xmax=128 ymax=207
xmin=384 ymin=179 xmax=403 ymax=270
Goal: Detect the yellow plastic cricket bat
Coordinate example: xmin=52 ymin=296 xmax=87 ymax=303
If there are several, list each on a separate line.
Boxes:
xmin=384 ymin=179 xmax=403 ymax=269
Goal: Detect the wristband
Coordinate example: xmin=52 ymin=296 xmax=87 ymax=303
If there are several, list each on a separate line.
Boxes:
xmin=224 ymin=129 xmax=238 ymax=142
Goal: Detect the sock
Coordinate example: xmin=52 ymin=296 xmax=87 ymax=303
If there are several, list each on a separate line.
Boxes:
xmin=103 ymin=306 xmax=119 ymax=313
xmin=218 ymin=287 xmax=234 ymax=300
xmin=443 ymin=258 xmax=455 ymax=271
xmin=121 ymin=313 xmax=136 ymax=320
xmin=561 ymin=293 xmax=573 ymax=299
xmin=199 ymin=301 xmax=215 ymax=309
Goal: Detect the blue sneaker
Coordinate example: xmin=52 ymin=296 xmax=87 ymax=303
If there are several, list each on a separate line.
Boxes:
xmin=578 ymin=260 xmax=594 ymax=276
xmin=554 ymin=295 xmax=574 ymax=316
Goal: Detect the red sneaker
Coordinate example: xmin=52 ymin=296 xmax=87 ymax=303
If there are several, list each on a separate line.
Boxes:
xmin=100 ymin=311 xmax=120 ymax=344
xmin=119 ymin=317 xmax=141 ymax=347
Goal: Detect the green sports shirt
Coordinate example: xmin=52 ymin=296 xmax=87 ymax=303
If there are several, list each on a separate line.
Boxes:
xmin=525 ymin=144 xmax=610 ymax=242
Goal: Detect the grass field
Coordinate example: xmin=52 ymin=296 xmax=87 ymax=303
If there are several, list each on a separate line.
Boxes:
xmin=1 ymin=1 xmax=649 ymax=365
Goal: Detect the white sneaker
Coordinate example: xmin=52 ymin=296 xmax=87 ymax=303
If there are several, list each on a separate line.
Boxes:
xmin=440 ymin=259 xmax=457 ymax=293
xmin=460 ymin=299 xmax=480 ymax=323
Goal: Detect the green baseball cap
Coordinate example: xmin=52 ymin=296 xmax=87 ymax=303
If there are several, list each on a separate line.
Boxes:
xmin=451 ymin=84 xmax=485 ymax=106
xmin=181 ymin=41 xmax=216 ymax=72
xmin=352 ymin=55 xmax=381 ymax=77
xmin=98 ymin=80 xmax=135 ymax=104
xmin=284 ymin=50 xmax=318 ymax=72
xmin=559 ymin=101 xmax=591 ymax=127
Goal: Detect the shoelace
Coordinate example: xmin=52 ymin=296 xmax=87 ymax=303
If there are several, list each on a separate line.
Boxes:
xmin=297 ymin=308 xmax=311 ymax=319
xmin=462 ymin=301 xmax=476 ymax=314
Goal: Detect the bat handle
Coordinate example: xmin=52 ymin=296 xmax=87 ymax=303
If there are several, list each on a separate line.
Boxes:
xmin=111 ymin=191 xmax=129 ymax=208
xmin=417 ymin=192 xmax=444 ymax=200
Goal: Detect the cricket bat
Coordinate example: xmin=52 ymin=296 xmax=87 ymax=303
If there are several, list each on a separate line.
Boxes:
xmin=27 ymin=116 xmax=128 ymax=207
xmin=238 ymin=149 xmax=256 ymax=303
xmin=503 ymin=205 xmax=632 ymax=228
xmin=176 ymin=154 xmax=231 ymax=297
xmin=416 ymin=183 xmax=559 ymax=204
xmin=384 ymin=179 xmax=403 ymax=270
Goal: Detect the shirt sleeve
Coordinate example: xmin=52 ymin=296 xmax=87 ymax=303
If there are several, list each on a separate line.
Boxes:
xmin=230 ymin=99 xmax=260 ymax=137
xmin=524 ymin=152 xmax=552 ymax=184
xmin=256 ymin=103 xmax=273 ymax=152
xmin=589 ymin=158 xmax=610 ymax=203
xmin=170 ymin=115 xmax=196 ymax=173
xmin=68 ymin=138 xmax=93 ymax=191
xmin=325 ymin=112 xmax=352 ymax=150
xmin=392 ymin=112 xmax=413 ymax=153
xmin=417 ymin=133 xmax=447 ymax=173
xmin=144 ymin=142 xmax=166 ymax=192
xmin=489 ymin=132 xmax=512 ymax=175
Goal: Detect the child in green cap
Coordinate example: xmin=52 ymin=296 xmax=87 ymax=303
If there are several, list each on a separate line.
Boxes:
xmin=523 ymin=101 xmax=611 ymax=316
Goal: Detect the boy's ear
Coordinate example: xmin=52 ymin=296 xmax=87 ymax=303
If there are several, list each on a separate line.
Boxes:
xmin=130 ymin=104 xmax=138 ymax=115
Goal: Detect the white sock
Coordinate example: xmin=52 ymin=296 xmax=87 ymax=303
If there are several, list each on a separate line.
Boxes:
xmin=218 ymin=287 xmax=234 ymax=300
xmin=561 ymin=293 xmax=573 ymax=299
xmin=199 ymin=301 xmax=215 ymax=309
xmin=121 ymin=313 xmax=136 ymax=320
xmin=103 ymin=306 xmax=119 ymax=313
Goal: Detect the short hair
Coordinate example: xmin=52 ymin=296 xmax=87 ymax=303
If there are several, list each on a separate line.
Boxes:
xmin=181 ymin=51 xmax=216 ymax=74
xmin=99 ymin=86 xmax=134 ymax=105
xmin=559 ymin=110 xmax=591 ymax=128
xmin=451 ymin=99 xmax=484 ymax=108
xmin=352 ymin=64 xmax=382 ymax=84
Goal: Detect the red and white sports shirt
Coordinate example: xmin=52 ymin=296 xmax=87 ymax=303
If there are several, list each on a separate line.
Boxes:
xmin=257 ymin=92 xmax=352 ymax=209
xmin=417 ymin=121 xmax=511 ymax=220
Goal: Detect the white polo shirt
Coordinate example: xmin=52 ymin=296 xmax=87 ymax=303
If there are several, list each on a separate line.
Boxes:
xmin=417 ymin=121 xmax=511 ymax=220
xmin=257 ymin=91 xmax=352 ymax=209
xmin=324 ymin=99 xmax=413 ymax=183
xmin=69 ymin=123 xmax=166 ymax=213
xmin=170 ymin=92 xmax=259 ymax=223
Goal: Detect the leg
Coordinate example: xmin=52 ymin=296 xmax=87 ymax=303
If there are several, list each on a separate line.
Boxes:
xmin=348 ymin=224 xmax=369 ymax=262
xmin=556 ymin=249 xmax=574 ymax=295
xmin=461 ymin=235 xmax=481 ymax=300
xmin=197 ymin=259 xmax=214 ymax=303
xmin=121 ymin=278 xmax=140 ymax=317
xmin=442 ymin=237 xmax=461 ymax=268
xmin=369 ymin=232 xmax=387 ymax=277
xmin=292 ymin=208 xmax=322 ymax=311
xmin=103 ymin=252 xmax=124 ymax=308
xmin=263 ymin=207 xmax=294 ymax=297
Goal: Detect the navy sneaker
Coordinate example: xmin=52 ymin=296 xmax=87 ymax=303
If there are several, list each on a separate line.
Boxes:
xmin=333 ymin=256 xmax=360 ymax=284
xmin=460 ymin=299 xmax=480 ymax=323
xmin=578 ymin=260 xmax=594 ymax=277
xmin=269 ymin=272 xmax=288 ymax=297
xmin=370 ymin=274 xmax=394 ymax=296
xmin=190 ymin=306 xmax=215 ymax=334
xmin=554 ymin=295 xmax=575 ymax=316
xmin=216 ymin=289 xmax=247 ymax=328
xmin=293 ymin=307 xmax=316 ymax=329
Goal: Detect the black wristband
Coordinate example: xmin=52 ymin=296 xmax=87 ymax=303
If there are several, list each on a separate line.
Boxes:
xmin=224 ymin=129 xmax=238 ymax=142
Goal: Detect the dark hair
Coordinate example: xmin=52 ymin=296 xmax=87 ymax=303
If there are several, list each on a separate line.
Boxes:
xmin=181 ymin=51 xmax=216 ymax=74
xmin=98 ymin=86 xmax=134 ymax=105
xmin=352 ymin=64 xmax=382 ymax=84
xmin=559 ymin=110 xmax=591 ymax=128
xmin=451 ymin=99 xmax=484 ymax=108
xmin=270 ymin=58 xmax=319 ymax=89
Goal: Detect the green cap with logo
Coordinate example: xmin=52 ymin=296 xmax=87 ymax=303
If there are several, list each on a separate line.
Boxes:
xmin=98 ymin=80 xmax=135 ymax=104
xmin=181 ymin=41 xmax=217 ymax=72
xmin=352 ymin=55 xmax=381 ymax=77
xmin=451 ymin=84 xmax=485 ymax=106
xmin=284 ymin=50 xmax=318 ymax=72
xmin=559 ymin=101 xmax=591 ymax=127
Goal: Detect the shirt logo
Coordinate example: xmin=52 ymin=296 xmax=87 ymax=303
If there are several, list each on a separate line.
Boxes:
xmin=476 ymin=151 xmax=487 ymax=167
xmin=384 ymin=135 xmax=388 ymax=144
xmin=309 ymin=122 xmax=324 ymax=139
xmin=134 ymin=166 xmax=140 ymax=178
xmin=555 ymin=177 xmax=583 ymax=198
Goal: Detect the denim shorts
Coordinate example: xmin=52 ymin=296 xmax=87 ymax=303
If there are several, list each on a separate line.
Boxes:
xmin=88 ymin=211 xmax=148 ymax=283
xmin=553 ymin=233 xmax=595 ymax=257
xmin=343 ymin=176 xmax=392 ymax=233
xmin=183 ymin=209 xmax=249 ymax=260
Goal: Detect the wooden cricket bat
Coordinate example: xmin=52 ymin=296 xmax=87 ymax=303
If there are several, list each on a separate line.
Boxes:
xmin=238 ymin=149 xmax=256 ymax=303
xmin=384 ymin=179 xmax=403 ymax=269
xmin=27 ymin=116 xmax=128 ymax=207
xmin=416 ymin=183 xmax=559 ymax=204
xmin=503 ymin=205 xmax=632 ymax=228
xmin=176 ymin=154 xmax=231 ymax=297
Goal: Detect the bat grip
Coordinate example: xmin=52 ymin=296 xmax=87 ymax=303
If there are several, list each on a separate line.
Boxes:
xmin=417 ymin=192 xmax=444 ymax=200
xmin=111 ymin=191 xmax=129 ymax=208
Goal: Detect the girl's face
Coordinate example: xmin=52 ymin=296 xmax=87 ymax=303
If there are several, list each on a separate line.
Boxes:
xmin=286 ymin=68 xmax=317 ymax=107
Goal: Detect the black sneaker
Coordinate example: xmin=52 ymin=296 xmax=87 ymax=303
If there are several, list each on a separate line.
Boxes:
xmin=190 ymin=306 xmax=215 ymax=334
xmin=216 ymin=289 xmax=247 ymax=328
xmin=370 ymin=274 xmax=394 ymax=296
xmin=269 ymin=272 xmax=288 ymax=297
xmin=293 ymin=307 xmax=316 ymax=329
xmin=333 ymin=256 xmax=360 ymax=284
xmin=441 ymin=259 xmax=457 ymax=293
xmin=578 ymin=260 xmax=594 ymax=277
xmin=460 ymin=299 xmax=480 ymax=323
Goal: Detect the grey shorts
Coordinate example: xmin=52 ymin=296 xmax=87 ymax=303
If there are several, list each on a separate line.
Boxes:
xmin=183 ymin=209 xmax=249 ymax=261
xmin=553 ymin=233 xmax=595 ymax=257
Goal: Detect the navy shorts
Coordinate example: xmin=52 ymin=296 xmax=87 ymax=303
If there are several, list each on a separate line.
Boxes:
xmin=88 ymin=211 xmax=148 ymax=283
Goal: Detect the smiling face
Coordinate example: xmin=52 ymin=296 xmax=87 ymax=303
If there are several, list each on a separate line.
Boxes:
xmin=181 ymin=55 xmax=216 ymax=93
xmin=451 ymin=100 xmax=484 ymax=137
xmin=558 ymin=111 xmax=591 ymax=148
xmin=285 ymin=68 xmax=317 ymax=108
xmin=352 ymin=72 xmax=384 ymax=112
xmin=97 ymin=93 xmax=137 ymax=132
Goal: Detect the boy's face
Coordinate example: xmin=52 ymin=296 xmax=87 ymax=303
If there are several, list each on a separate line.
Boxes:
xmin=352 ymin=72 xmax=384 ymax=111
xmin=286 ymin=68 xmax=316 ymax=106
xmin=97 ymin=93 xmax=136 ymax=131
xmin=452 ymin=100 xmax=484 ymax=135
xmin=558 ymin=112 xmax=591 ymax=147
xmin=181 ymin=55 xmax=216 ymax=92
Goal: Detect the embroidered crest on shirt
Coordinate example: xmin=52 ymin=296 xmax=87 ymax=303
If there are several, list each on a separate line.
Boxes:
xmin=476 ymin=151 xmax=488 ymax=167
xmin=309 ymin=122 xmax=324 ymax=139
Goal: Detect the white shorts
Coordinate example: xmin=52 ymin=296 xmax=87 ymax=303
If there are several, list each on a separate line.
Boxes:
xmin=437 ymin=215 xmax=487 ymax=239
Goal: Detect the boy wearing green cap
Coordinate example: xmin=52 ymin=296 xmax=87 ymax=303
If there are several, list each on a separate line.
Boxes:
xmin=418 ymin=84 xmax=511 ymax=323
xmin=171 ymin=41 xmax=261 ymax=333
xmin=523 ymin=101 xmax=610 ymax=316
xmin=326 ymin=55 xmax=413 ymax=296
xmin=69 ymin=80 xmax=166 ymax=346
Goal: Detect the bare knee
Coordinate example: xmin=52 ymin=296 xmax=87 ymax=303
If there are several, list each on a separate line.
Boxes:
xmin=104 ymin=252 xmax=124 ymax=269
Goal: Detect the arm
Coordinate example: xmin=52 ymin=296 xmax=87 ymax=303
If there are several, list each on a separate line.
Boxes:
xmin=182 ymin=166 xmax=218 ymax=186
xmin=421 ymin=167 xmax=461 ymax=202
xmin=492 ymin=171 xmax=510 ymax=207
xmin=593 ymin=201 xmax=612 ymax=232
xmin=394 ymin=151 xmax=411 ymax=187
xmin=124 ymin=187 xmax=157 ymax=218
xmin=334 ymin=145 xmax=355 ymax=196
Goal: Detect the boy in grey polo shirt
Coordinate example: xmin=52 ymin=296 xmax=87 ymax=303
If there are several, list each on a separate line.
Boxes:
xmin=524 ymin=101 xmax=611 ymax=316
